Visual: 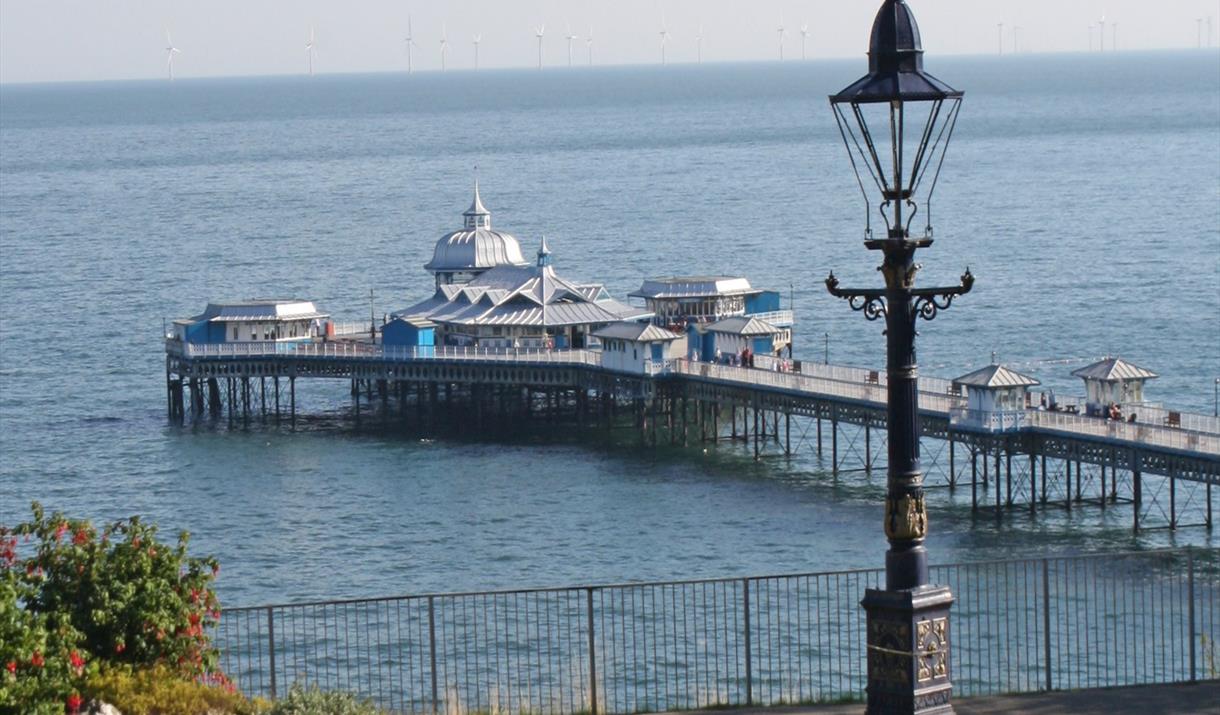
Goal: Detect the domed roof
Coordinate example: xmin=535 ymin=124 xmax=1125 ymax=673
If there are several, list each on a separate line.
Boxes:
xmin=425 ymin=182 xmax=529 ymax=274
xmin=425 ymin=227 xmax=528 ymax=273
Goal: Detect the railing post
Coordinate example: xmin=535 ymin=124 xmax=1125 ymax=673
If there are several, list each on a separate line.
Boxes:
xmin=587 ymin=588 xmax=598 ymax=715
xmin=743 ymin=578 xmax=752 ymax=705
xmin=1042 ymin=559 xmax=1051 ymax=692
xmin=266 ymin=606 xmax=278 ymax=699
xmin=428 ymin=595 xmax=439 ymax=713
xmin=1188 ymin=550 xmax=1196 ymax=683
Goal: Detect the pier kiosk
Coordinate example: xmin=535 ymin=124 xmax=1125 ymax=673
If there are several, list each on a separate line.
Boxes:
xmin=950 ymin=364 xmax=1040 ymax=432
xmin=702 ymin=316 xmax=789 ymax=362
xmin=1071 ymin=357 xmax=1157 ymax=417
xmin=630 ymin=276 xmax=795 ymax=357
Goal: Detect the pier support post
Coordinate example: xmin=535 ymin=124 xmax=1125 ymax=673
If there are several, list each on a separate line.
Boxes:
xmin=864 ymin=423 xmax=872 ymax=474
xmin=949 ymin=437 xmax=956 ymax=489
xmin=971 ymin=448 xmax=978 ymax=512
xmin=1100 ymin=464 xmax=1107 ymax=508
xmin=1040 ymin=453 xmax=1048 ymax=503
xmin=1029 ymin=452 xmax=1037 ymax=514
xmin=1132 ymin=455 xmax=1141 ymax=532
xmin=1005 ymin=448 xmax=1012 ymax=506
xmin=817 ymin=415 xmax=823 ymax=456
xmin=289 ymin=376 xmax=296 ymax=429
xmin=753 ymin=406 xmax=760 ymax=461
xmin=1065 ymin=459 xmax=1072 ymax=511
xmin=785 ymin=412 xmax=791 ymax=456
xmin=713 ymin=402 xmax=719 ymax=443
xmin=831 ymin=414 xmax=839 ymax=476
xmin=260 ymin=377 xmax=266 ymax=420
xmin=1170 ymin=468 xmax=1177 ymax=530
xmin=274 ymin=376 xmax=280 ymax=423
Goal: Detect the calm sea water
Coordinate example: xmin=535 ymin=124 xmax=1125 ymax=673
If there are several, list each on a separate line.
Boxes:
xmin=1 ymin=52 xmax=1218 ymax=607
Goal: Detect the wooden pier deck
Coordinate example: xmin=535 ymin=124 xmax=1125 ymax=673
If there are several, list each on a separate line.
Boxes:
xmin=165 ymin=340 xmax=1219 ymax=531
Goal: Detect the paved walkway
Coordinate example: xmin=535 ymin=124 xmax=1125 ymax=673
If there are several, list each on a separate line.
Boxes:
xmin=665 ymin=681 xmax=1220 ymax=715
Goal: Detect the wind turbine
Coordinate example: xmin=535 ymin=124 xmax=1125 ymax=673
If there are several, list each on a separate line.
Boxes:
xmin=996 ymin=22 xmax=1004 ymax=55
xmin=1088 ymin=25 xmax=1095 ymax=52
xmin=534 ymin=24 xmax=545 ymax=69
xmin=305 ymin=26 xmax=317 ymax=76
xmin=473 ymin=33 xmax=482 ymax=70
xmin=696 ymin=24 xmax=704 ymax=64
xmin=165 ymin=30 xmax=181 ymax=80
xmin=405 ymin=16 xmax=417 ymax=74
xmin=800 ymin=24 xmax=810 ymax=60
xmin=1012 ymin=26 xmax=1020 ymax=54
xmin=586 ymin=26 xmax=594 ymax=66
xmin=658 ymin=17 xmax=670 ymax=65
xmin=1098 ymin=16 xmax=1106 ymax=51
xmin=1197 ymin=18 xmax=1204 ymax=48
xmin=439 ymin=23 xmax=448 ymax=72
xmin=777 ymin=19 xmax=786 ymax=61
xmin=564 ymin=24 xmax=579 ymax=67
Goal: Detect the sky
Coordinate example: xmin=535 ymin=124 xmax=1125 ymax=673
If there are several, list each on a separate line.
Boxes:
xmin=0 ymin=0 xmax=1217 ymax=84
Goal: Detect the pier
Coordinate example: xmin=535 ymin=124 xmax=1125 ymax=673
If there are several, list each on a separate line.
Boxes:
xmin=165 ymin=339 xmax=1219 ymax=533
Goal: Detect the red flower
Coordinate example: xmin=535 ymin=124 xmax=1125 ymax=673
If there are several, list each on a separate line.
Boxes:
xmin=54 ymin=523 xmax=68 ymax=541
xmin=114 ymin=641 xmax=126 ymax=654
xmin=69 ymin=651 xmax=85 ymax=669
xmin=72 ymin=528 xmax=89 ymax=546
xmin=30 ymin=651 xmax=44 ymax=668
xmin=4 ymin=660 xmax=15 ymax=674
xmin=66 ymin=693 xmax=83 ymax=713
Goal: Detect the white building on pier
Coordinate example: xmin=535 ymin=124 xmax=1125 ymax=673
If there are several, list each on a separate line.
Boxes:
xmin=171 ymin=299 xmax=329 ymax=344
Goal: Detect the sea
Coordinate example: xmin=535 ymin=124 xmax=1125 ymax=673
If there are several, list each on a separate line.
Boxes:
xmin=1 ymin=51 xmax=1218 ymax=608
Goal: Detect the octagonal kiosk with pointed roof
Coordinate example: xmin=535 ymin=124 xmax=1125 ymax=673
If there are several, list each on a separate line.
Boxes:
xmin=1071 ymin=357 xmax=1158 ymax=416
xmin=950 ymin=363 xmax=1040 ymax=432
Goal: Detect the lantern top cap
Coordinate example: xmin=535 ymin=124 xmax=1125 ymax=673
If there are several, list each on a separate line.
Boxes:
xmin=830 ymin=0 xmax=962 ymax=105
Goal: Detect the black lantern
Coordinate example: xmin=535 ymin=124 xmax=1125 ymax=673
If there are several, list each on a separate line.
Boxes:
xmin=830 ymin=0 xmax=963 ymax=245
xmin=823 ymin=2 xmax=972 ymax=713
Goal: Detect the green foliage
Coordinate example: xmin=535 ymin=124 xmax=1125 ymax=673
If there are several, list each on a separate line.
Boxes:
xmin=2 ymin=501 xmax=223 ymax=713
xmin=257 ymin=683 xmax=388 ymax=715
xmin=84 ymin=664 xmax=259 ymax=715
xmin=0 ymin=573 xmax=91 ymax=714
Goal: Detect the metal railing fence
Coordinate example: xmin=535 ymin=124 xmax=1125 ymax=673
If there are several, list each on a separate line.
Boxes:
xmin=215 ymin=548 xmax=1219 ymax=714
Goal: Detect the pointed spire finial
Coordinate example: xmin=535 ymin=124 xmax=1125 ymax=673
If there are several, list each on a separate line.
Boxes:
xmin=463 ymin=168 xmax=490 ymax=228
xmin=537 ymin=235 xmax=553 ymax=267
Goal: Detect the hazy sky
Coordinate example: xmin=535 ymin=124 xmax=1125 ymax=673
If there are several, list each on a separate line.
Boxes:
xmin=1 ymin=0 xmax=1217 ymax=83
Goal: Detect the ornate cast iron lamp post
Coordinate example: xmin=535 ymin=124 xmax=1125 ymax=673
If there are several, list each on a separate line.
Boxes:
xmin=824 ymin=1 xmax=972 ymax=712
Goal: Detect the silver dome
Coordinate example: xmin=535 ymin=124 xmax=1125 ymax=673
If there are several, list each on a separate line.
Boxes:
xmin=425 ymin=181 xmax=529 ymax=274
xmin=425 ymin=227 xmax=528 ymax=273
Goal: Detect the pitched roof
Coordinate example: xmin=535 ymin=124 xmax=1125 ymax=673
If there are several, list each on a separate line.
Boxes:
xmin=953 ymin=364 xmax=1040 ymax=389
xmin=705 ymin=316 xmax=782 ymax=336
xmin=594 ymin=322 xmax=684 ymax=342
xmin=1071 ymin=357 xmax=1158 ymax=382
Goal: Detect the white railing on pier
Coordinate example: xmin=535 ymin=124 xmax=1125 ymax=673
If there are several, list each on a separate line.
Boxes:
xmin=329 ymin=321 xmax=374 ymax=337
xmin=1028 ymin=410 xmax=1220 ymax=456
xmin=949 ymin=407 xmax=1028 ymax=433
xmin=793 ymin=360 xmax=961 ymax=398
xmin=745 ymin=309 xmax=795 ymax=326
xmin=167 ymin=339 xmax=601 ymax=367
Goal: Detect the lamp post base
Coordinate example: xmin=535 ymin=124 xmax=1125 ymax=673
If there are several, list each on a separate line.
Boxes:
xmin=862 ymin=585 xmax=955 ymax=714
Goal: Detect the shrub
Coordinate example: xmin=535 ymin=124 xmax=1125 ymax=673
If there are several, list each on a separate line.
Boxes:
xmin=257 ymin=683 xmax=387 ymax=715
xmin=3 ymin=502 xmax=224 ymax=713
xmin=84 ymin=664 xmax=258 ymax=715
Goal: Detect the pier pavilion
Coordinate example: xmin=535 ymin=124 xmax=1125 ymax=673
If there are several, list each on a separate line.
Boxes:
xmin=396 ymin=238 xmax=650 ymax=349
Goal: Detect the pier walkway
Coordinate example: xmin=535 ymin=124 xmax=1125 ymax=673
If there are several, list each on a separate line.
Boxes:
xmin=165 ymin=340 xmax=1219 ymax=530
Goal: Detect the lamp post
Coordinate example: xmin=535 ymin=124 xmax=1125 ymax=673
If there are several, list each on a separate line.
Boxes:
xmin=823 ymin=2 xmax=972 ymax=712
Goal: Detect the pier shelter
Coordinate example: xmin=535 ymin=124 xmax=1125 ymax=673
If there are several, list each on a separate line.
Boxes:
xmin=1072 ymin=357 xmax=1158 ymax=416
xmin=397 ymin=238 xmax=650 ymax=350
xmin=702 ymin=316 xmax=790 ymax=361
xmin=594 ymin=323 xmax=686 ymax=374
xmin=950 ymin=363 xmax=1040 ymax=432
xmin=424 ymin=181 xmax=529 ymax=289
xmin=171 ymin=300 xmax=328 ymax=344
